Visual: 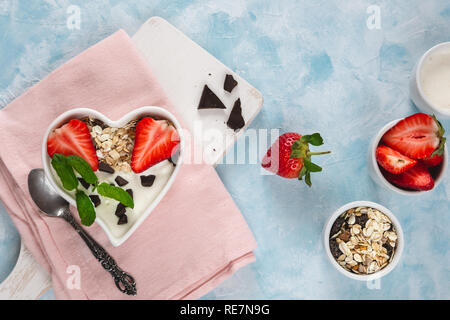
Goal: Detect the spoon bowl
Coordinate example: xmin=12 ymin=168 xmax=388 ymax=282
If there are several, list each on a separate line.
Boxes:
xmin=28 ymin=169 xmax=68 ymax=217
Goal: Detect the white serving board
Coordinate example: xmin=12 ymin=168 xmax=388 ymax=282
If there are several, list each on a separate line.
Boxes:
xmin=132 ymin=17 xmax=264 ymax=165
xmin=0 ymin=16 xmax=263 ymax=299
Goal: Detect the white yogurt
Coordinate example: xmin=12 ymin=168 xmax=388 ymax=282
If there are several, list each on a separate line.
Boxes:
xmin=420 ymin=48 xmax=450 ymax=111
xmin=52 ymin=160 xmax=175 ymax=238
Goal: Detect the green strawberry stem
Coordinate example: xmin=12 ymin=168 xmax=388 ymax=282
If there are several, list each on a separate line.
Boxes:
xmin=290 ymin=133 xmax=331 ymax=187
xmin=307 ymin=151 xmax=331 ymax=156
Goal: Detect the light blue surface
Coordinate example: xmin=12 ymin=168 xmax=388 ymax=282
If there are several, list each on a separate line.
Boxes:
xmin=0 ymin=1 xmax=449 ymax=299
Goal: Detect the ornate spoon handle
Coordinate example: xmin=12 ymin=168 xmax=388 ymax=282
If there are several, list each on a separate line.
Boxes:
xmin=62 ymin=210 xmax=137 ymax=296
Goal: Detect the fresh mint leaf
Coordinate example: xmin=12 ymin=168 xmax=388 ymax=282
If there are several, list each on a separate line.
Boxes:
xmin=76 ymin=190 xmax=96 ymax=226
xmin=97 ymin=183 xmax=134 ymax=208
xmin=304 ymin=159 xmax=322 ymax=172
xmin=51 ymin=154 xmax=78 ymax=190
xmin=67 ymin=155 xmax=98 ymax=185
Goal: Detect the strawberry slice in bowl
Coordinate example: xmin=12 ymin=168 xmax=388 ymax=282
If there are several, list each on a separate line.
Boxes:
xmin=131 ymin=117 xmax=180 ymax=173
xmin=376 ymin=145 xmax=417 ymax=174
xmin=382 ymin=163 xmax=435 ymax=191
xmin=369 ymin=113 xmax=447 ymax=195
xmin=382 ymin=113 xmax=445 ymax=159
xmin=47 ymin=119 xmax=99 ymax=171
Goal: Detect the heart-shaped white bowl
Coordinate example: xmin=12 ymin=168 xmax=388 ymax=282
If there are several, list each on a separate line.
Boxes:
xmin=42 ymin=107 xmax=184 ymax=246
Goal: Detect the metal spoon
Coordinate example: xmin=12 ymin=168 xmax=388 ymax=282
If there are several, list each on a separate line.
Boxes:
xmin=27 ymin=168 xmax=137 ymax=296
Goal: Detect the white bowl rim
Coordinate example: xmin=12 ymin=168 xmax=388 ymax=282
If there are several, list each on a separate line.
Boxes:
xmin=370 ymin=118 xmax=448 ymax=195
xmin=41 ymin=106 xmax=184 ymax=246
xmin=415 ymin=41 xmax=450 ymax=116
xmin=323 ymin=201 xmax=404 ymax=281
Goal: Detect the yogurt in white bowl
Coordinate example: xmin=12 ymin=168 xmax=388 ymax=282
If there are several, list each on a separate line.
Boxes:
xmin=410 ymin=42 xmax=450 ymax=119
xmin=42 ymin=107 xmax=184 ymax=246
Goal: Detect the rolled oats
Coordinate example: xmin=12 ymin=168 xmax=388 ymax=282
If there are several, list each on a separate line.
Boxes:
xmin=82 ymin=117 xmax=137 ymax=172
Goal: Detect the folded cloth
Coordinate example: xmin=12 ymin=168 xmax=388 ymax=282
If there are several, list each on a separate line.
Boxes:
xmin=0 ymin=30 xmax=256 ymax=299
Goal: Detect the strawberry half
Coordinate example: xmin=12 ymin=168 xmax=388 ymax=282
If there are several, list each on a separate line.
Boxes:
xmin=376 ymin=145 xmax=417 ymax=174
xmin=382 ymin=113 xmax=445 ymax=159
xmin=422 ymin=153 xmax=443 ymax=167
xmin=261 ymin=132 xmax=330 ymax=186
xmin=383 ymin=162 xmax=434 ymax=191
xmin=131 ymin=117 xmax=180 ymax=173
xmin=47 ymin=119 xmax=99 ymax=171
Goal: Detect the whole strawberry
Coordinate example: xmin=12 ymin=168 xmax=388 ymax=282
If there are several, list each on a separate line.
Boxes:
xmin=261 ymin=132 xmax=330 ymax=186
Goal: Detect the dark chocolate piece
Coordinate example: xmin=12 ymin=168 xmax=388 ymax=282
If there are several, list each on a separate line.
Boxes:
xmin=118 ymin=214 xmax=128 ymax=225
xmin=226 ymin=98 xmax=245 ymax=131
xmin=78 ymin=177 xmax=90 ymax=189
xmin=115 ymin=203 xmax=126 ymax=217
xmin=98 ymin=161 xmax=115 ymax=174
xmin=197 ymin=85 xmax=226 ymax=109
xmin=126 ymin=189 xmax=133 ymax=199
xmin=140 ymin=174 xmax=156 ymax=187
xmin=224 ymin=74 xmax=238 ymax=93
xmin=115 ymin=175 xmax=129 ymax=187
xmin=89 ymin=195 xmax=101 ymax=207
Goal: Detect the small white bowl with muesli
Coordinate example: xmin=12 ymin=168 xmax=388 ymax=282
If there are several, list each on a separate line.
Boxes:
xmin=42 ymin=107 xmax=183 ymax=246
xmin=323 ymin=201 xmax=404 ymax=281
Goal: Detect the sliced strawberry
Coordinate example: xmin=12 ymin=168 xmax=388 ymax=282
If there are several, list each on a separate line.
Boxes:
xmin=382 ymin=113 xmax=445 ymax=159
xmin=383 ymin=163 xmax=434 ymax=191
xmin=422 ymin=153 xmax=444 ymax=167
xmin=131 ymin=117 xmax=180 ymax=173
xmin=47 ymin=119 xmax=98 ymax=171
xmin=376 ymin=145 xmax=417 ymax=174
xmin=422 ymin=131 xmax=446 ymax=167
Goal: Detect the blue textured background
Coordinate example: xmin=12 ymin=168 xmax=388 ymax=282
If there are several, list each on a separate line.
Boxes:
xmin=1 ymin=0 xmax=449 ymax=299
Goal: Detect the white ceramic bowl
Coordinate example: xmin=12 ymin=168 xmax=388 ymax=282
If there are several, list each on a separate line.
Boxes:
xmin=323 ymin=201 xmax=404 ymax=281
xmin=42 ymin=107 xmax=184 ymax=246
xmin=410 ymin=42 xmax=450 ymax=119
xmin=368 ymin=119 xmax=447 ymax=195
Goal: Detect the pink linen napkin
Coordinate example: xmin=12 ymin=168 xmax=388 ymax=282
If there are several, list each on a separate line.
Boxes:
xmin=0 ymin=30 xmax=256 ymax=299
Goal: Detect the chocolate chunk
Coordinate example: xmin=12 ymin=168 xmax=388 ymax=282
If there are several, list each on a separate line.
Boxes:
xmin=98 ymin=161 xmax=115 ymax=174
xmin=89 ymin=195 xmax=101 ymax=207
xmin=226 ymin=98 xmax=245 ymax=131
xmin=115 ymin=175 xmax=129 ymax=187
xmin=115 ymin=203 xmax=126 ymax=217
xmin=197 ymin=85 xmax=226 ymax=109
xmin=118 ymin=214 xmax=128 ymax=225
xmin=224 ymin=74 xmax=238 ymax=93
xmin=78 ymin=177 xmax=90 ymax=189
xmin=140 ymin=174 xmax=156 ymax=187
xmin=126 ymin=189 xmax=133 ymax=199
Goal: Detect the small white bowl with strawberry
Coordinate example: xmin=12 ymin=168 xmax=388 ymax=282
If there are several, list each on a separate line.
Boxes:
xmin=369 ymin=113 xmax=447 ymax=195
